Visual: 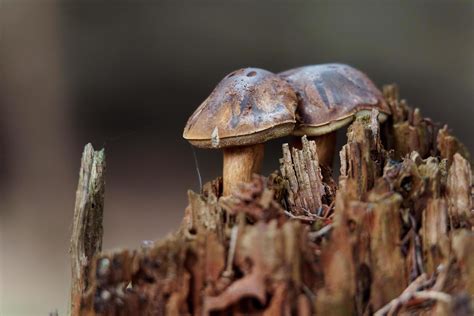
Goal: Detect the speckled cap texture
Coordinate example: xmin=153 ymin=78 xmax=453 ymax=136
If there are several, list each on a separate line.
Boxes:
xmin=183 ymin=68 xmax=298 ymax=148
xmin=279 ymin=63 xmax=390 ymax=136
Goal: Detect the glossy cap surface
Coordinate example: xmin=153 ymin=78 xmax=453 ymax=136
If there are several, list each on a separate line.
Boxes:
xmin=183 ymin=68 xmax=298 ymax=148
xmin=280 ymin=64 xmax=390 ymax=136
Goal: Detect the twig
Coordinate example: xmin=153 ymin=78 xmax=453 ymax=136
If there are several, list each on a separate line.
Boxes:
xmin=302 ymin=283 xmax=316 ymax=302
xmin=432 ymin=264 xmax=448 ymax=292
xmin=222 ymin=225 xmax=239 ymax=278
xmin=374 ymin=273 xmax=428 ymax=316
xmin=375 ymin=273 xmax=451 ymax=316
xmin=412 ymin=291 xmax=451 ymax=304
xmin=284 ymin=210 xmax=320 ymax=223
xmin=409 ymin=214 xmax=425 ymax=278
xmin=308 ymin=224 xmax=333 ymax=241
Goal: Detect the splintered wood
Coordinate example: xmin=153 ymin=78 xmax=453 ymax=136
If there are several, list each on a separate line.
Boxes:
xmin=339 ymin=109 xmax=385 ymax=198
xmin=75 ymin=85 xmax=473 ymax=315
xmin=70 ymin=144 xmax=106 ymax=316
xmin=280 ymin=136 xmax=326 ymax=215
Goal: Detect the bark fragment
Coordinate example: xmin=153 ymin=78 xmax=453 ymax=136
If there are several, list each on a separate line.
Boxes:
xmin=219 ymin=174 xmax=285 ymax=222
xmin=367 ymin=190 xmax=406 ymax=310
xmin=70 ymin=144 xmax=106 ymax=316
xmin=446 ymin=153 xmax=473 ymax=229
xmin=384 ymin=84 xmax=438 ymax=159
xmin=422 ymin=198 xmax=449 ymax=274
xmin=280 ymin=136 xmax=326 ymax=215
xmin=339 ymin=109 xmax=385 ymax=198
xmin=437 ymin=125 xmax=471 ymax=167
xmin=451 ymin=230 xmax=474 ymax=295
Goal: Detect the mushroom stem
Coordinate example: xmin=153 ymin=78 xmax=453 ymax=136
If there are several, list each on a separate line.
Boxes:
xmin=223 ymin=144 xmax=264 ymax=196
xmin=311 ymin=132 xmax=337 ymax=167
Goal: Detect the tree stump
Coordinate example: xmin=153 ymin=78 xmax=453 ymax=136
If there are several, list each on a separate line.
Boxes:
xmin=72 ymin=85 xmax=473 ymax=315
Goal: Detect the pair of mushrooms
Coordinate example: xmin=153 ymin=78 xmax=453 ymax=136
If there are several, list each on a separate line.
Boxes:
xmin=183 ymin=64 xmax=391 ymax=195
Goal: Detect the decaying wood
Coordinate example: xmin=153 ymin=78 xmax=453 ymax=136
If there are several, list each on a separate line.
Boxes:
xmin=339 ymin=109 xmax=385 ymax=198
xmin=383 ymin=84 xmax=437 ymax=159
xmin=74 ymin=85 xmax=473 ymax=315
xmin=280 ymin=136 xmax=327 ymax=215
xmin=422 ymin=198 xmax=449 ymax=275
xmin=437 ymin=125 xmax=471 ymax=168
xmin=446 ymin=153 xmax=473 ymax=229
xmin=70 ymin=144 xmax=106 ymax=316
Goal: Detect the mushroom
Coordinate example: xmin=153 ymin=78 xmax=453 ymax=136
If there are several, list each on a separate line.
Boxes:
xmin=279 ymin=63 xmax=391 ymax=166
xmin=183 ymin=68 xmax=298 ymax=196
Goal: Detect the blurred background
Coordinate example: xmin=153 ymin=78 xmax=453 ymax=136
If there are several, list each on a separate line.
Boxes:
xmin=0 ymin=1 xmax=472 ymax=315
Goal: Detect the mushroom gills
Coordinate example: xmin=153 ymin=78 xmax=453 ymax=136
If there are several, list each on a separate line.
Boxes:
xmin=293 ymin=115 xmax=355 ymax=136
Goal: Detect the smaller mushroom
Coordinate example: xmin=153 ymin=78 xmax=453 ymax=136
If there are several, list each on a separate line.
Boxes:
xmin=279 ymin=63 xmax=391 ymax=166
xmin=183 ymin=68 xmax=298 ymax=196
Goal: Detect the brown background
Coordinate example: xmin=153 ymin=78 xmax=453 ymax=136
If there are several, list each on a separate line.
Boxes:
xmin=0 ymin=1 xmax=473 ymax=315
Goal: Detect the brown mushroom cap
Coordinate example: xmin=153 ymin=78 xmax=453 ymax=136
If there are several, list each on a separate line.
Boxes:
xmin=279 ymin=63 xmax=391 ymax=136
xmin=183 ymin=68 xmax=298 ymax=148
